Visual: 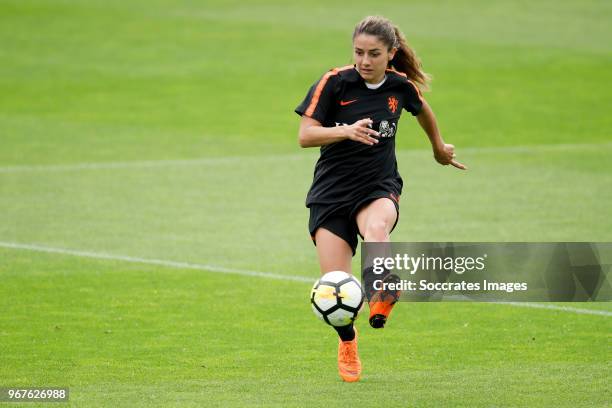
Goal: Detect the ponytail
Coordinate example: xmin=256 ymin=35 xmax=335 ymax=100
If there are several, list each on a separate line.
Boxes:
xmin=390 ymin=26 xmax=431 ymax=90
xmin=353 ymin=16 xmax=431 ymax=91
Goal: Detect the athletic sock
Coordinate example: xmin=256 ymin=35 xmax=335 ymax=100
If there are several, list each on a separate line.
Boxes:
xmin=362 ymin=266 xmax=393 ymax=301
xmin=334 ymin=323 xmax=355 ymax=342
xmin=361 ymin=265 xmax=378 ymax=301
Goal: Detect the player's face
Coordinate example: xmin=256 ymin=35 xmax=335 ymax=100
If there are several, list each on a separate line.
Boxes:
xmin=353 ymin=34 xmax=396 ymax=84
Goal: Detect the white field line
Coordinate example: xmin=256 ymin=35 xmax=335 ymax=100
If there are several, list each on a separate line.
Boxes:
xmin=492 ymin=302 xmax=612 ymax=317
xmin=1 ymin=241 xmax=610 ymax=317
xmin=0 ymin=153 xmax=310 ymax=173
xmin=0 ymin=142 xmax=610 ymax=174
xmin=0 ymin=241 xmax=312 ymax=283
xmin=460 ymin=142 xmax=612 ymax=154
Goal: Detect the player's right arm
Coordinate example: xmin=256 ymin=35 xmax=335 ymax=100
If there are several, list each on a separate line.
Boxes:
xmin=298 ymin=117 xmax=380 ymax=148
xmin=296 ymin=69 xmax=379 ymax=148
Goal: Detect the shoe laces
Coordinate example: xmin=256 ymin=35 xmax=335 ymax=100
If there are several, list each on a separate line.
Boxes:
xmin=371 ymin=290 xmax=399 ymax=305
xmin=340 ymin=341 xmax=358 ymax=363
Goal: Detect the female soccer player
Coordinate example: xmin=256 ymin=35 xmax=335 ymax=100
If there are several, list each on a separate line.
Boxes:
xmin=295 ymin=16 xmax=466 ymax=382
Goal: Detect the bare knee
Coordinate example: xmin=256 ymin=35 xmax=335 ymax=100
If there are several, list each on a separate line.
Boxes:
xmin=356 ymin=197 xmax=397 ymax=243
xmin=363 ymin=220 xmax=390 ymax=242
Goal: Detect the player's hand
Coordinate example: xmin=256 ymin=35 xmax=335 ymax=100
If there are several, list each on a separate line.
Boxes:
xmin=434 ymin=143 xmax=467 ymax=170
xmin=342 ymin=118 xmax=380 ymax=146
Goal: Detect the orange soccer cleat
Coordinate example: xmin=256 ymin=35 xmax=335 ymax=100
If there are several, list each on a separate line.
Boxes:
xmin=337 ymin=328 xmax=361 ymax=382
xmin=368 ymin=274 xmax=401 ymax=329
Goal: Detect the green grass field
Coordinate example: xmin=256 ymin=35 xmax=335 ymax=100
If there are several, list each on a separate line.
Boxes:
xmin=1 ymin=0 xmax=611 ymax=406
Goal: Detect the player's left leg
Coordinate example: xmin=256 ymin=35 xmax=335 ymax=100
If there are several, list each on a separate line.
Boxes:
xmin=355 ymin=198 xmax=402 ymax=328
xmin=355 ymin=197 xmax=397 ymax=242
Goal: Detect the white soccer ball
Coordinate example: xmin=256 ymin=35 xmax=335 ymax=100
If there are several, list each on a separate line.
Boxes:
xmin=310 ymin=271 xmax=364 ymax=327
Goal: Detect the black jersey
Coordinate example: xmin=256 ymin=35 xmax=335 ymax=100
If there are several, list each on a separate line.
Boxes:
xmin=295 ymin=65 xmax=424 ymax=207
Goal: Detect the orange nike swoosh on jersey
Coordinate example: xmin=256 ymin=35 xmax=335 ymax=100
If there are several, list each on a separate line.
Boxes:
xmin=339 ymin=99 xmax=358 ymax=106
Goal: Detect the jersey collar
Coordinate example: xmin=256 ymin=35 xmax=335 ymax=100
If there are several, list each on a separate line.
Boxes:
xmin=345 ymin=65 xmax=399 ymax=87
xmin=343 ymin=66 xmax=363 ymax=83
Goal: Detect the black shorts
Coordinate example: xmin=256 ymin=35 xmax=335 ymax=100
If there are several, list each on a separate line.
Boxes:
xmin=308 ymin=190 xmax=400 ymax=256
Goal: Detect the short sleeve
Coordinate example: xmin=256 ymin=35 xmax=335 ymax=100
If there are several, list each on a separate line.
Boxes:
xmin=294 ymin=72 xmax=338 ymax=123
xmin=403 ymin=80 xmax=424 ymax=116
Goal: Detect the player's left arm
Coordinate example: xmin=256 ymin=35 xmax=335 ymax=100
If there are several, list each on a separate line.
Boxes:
xmin=416 ymin=99 xmax=467 ymax=170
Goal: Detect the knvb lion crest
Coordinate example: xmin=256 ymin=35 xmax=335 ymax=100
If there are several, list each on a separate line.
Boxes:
xmin=387 ymin=95 xmax=399 ymax=113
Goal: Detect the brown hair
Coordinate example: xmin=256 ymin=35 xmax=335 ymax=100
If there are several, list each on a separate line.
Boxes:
xmin=353 ymin=16 xmax=430 ymax=90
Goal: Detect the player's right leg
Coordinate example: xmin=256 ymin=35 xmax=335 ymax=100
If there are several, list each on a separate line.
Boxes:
xmin=314 ymin=227 xmax=352 ymax=274
xmin=313 ymin=227 xmax=361 ymax=382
